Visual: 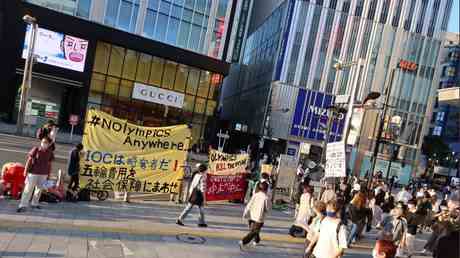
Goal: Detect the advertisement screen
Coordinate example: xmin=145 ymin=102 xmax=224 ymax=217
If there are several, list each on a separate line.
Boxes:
xmin=22 ymin=25 xmax=88 ymax=72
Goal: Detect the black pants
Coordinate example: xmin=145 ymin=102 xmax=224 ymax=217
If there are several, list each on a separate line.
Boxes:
xmin=68 ymin=174 xmax=79 ymax=191
xmin=242 ymin=220 xmax=264 ymax=245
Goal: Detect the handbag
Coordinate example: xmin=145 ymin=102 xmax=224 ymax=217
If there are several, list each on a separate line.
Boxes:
xmin=189 ymin=188 xmax=204 ymax=206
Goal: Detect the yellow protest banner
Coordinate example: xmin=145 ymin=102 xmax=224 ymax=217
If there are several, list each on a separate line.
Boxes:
xmin=80 ymin=109 xmax=190 ymax=194
xmin=208 ymin=149 xmax=249 ymax=175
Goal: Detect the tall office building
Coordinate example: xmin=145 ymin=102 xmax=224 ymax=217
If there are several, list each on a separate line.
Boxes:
xmin=23 ymin=0 xmax=253 ymax=62
xmin=0 ymin=0 xmax=252 ymax=145
xmin=431 ymin=32 xmax=460 ymax=152
xmin=222 ymin=0 xmax=454 ymax=183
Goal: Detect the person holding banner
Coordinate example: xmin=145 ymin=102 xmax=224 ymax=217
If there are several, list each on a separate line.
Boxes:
xmin=176 ymin=164 xmax=208 ymax=227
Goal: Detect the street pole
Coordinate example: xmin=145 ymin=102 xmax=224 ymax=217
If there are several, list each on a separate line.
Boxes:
xmin=343 ymin=59 xmax=363 ymax=144
xmin=17 ymin=19 xmax=38 ymax=135
xmin=367 ymin=68 xmax=396 ymax=189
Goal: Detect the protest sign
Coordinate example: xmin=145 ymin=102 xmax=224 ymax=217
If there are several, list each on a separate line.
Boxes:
xmin=81 ymin=109 xmax=190 ymax=194
xmin=325 ymin=141 xmax=346 ymax=178
xmin=206 ymin=149 xmax=249 ymax=201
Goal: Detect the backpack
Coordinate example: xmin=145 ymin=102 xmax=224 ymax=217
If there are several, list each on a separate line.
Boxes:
xmin=78 ymin=189 xmax=91 ymax=201
xmin=39 ymin=191 xmax=60 ymax=203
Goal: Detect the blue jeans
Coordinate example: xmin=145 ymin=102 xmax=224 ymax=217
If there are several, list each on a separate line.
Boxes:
xmin=348 ymin=223 xmax=358 ymax=246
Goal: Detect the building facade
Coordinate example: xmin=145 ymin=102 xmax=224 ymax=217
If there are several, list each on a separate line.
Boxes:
xmin=23 ymin=0 xmax=253 ymax=62
xmin=430 ymin=32 xmax=460 ymax=152
xmin=222 ymin=0 xmax=454 ymax=183
xmin=0 ymin=1 xmax=230 ymax=145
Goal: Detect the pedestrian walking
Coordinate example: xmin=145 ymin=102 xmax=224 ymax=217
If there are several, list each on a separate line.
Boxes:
xmin=396 ymin=186 xmax=413 ymax=205
xmin=347 ymin=192 xmax=368 ymax=245
xmin=380 ymin=203 xmax=408 ymax=257
xmin=304 ymin=201 xmax=327 ymax=258
xmin=17 ymin=136 xmax=54 ymax=213
xmin=176 ymin=164 xmax=207 ymax=227
xmin=320 ymin=183 xmax=337 ymax=203
xmin=404 ymin=200 xmax=420 ymax=257
xmin=290 ymin=184 xmax=315 ymax=236
xmin=239 ymin=181 xmax=270 ymax=249
xmin=67 ymin=143 xmax=83 ymax=191
xmin=310 ymin=200 xmax=348 ymax=258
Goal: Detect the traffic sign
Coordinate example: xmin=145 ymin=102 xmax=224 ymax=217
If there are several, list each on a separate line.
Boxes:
xmin=69 ymin=114 xmax=80 ymax=126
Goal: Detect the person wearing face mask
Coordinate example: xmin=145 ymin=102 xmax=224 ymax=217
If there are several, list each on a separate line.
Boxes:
xmin=17 ymin=136 xmax=55 ymax=213
xmin=36 ymin=120 xmax=57 ymax=151
xmin=311 ymin=200 xmax=348 ymax=258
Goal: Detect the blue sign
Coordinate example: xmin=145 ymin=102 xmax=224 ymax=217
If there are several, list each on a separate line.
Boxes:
xmin=287 ymin=148 xmax=296 ymax=156
xmin=290 ymin=88 xmax=345 ymax=142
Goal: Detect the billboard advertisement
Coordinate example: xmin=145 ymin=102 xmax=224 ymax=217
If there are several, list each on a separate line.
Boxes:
xmin=22 ymin=25 xmax=88 ymax=72
xmin=290 ymin=88 xmax=345 ymax=142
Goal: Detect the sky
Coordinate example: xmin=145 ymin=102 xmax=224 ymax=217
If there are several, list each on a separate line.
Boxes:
xmin=448 ymin=0 xmax=459 ymax=33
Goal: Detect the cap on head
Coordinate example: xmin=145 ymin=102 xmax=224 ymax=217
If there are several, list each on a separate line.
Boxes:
xmin=198 ymin=164 xmax=207 ymax=172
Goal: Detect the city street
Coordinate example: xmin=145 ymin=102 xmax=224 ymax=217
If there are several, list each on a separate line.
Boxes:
xmin=0 ymin=198 xmax=430 ymax=258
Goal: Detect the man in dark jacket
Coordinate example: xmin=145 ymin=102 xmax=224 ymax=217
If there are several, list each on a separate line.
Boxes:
xmin=68 ymin=143 xmax=83 ymax=191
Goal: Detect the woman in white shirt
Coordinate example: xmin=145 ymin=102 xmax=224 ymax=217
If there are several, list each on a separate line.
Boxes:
xmin=295 ymin=185 xmax=315 ymax=230
xmin=176 ymin=164 xmax=207 ymax=227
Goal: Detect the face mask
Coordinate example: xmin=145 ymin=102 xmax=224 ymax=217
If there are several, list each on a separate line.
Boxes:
xmin=326 ymin=211 xmax=336 ymax=217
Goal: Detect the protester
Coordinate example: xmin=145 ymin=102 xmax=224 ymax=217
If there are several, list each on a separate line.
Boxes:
xmin=348 ymin=192 xmax=369 ymax=245
xmin=17 ymin=136 xmax=54 ymax=213
xmin=396 ymin=186 xmax=412 ymax=205
xmin=310 ymin=200 xmax=348 ymax=258
xmin=372 ymin=231 xmax=397 ymax=258
xmin=239 ymin=181 xmax=270 ymax=249
xmin=67 ymin=143 xmax=83 ymax=191
xmin=321 ymin=183 xmax=337 ymax=203
xmin=304 ymin=201 xmax=327 ymax=258
xmin=176 ymin=164 xmax=207 ymax=227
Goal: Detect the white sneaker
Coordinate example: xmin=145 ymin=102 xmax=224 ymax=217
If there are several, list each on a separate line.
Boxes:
xmin=239 ymin=241 xmax=246 ymax=251
xmin=252 ymin=241 xmax=258 ymax=247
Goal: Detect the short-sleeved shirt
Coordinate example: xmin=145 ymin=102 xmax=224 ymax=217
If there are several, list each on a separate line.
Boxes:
xmin=28 ymin=147 xmax=54 ymax=175
xmin=313 ymin=217 xmax=348 ymax=258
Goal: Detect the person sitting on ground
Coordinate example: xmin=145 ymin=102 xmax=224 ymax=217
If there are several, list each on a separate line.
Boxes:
xmin=311 ymin=200 xmax=348 ymax=258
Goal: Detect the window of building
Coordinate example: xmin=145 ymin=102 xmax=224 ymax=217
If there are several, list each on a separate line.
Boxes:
xmin=122 ymin=50 xmax=139 ymax=80
xmin=404 ymin=0 xmax=416 ymax=31
xmin=171 ymin=4 xmax=183 ymax=18
xmin=178 ymin=21 xmax=191 ymax=47
xmin=104 ymin=0 xmax=140 ymax=32
xmin=108 ymin=46 xmax=125 ymax=77
xmin=354 ymin=0 xmax=365 ymax=17
xmin=149 ymin=57 xmax=165 ymax=86
xmin=379 ymin=0 xmax=391 ymax=24
xmin=415 ymin=0 xmax=429 ymax=33
xmin=155 ymin=13 xmax=169 ymax=41
xmin=427 ymin=0 xmax=441 ymax=37
xmin=441 ymin=0 xmax=453 ymax=31
xmin=175 ymin=65 xmax=189 ymax=92
xmin=143 ymin=9 xmax=157 ymax=38
xmin=433 ymin=126 xmax=442 ymax=136
xmin=162 ymin=61 xmax=178 ymax=89
xmin=93 ymin=42 xmax=111 ymax=74
xmin=159 ymin=0 xmax=171 ymax=14
xmin=391 ymin=0 xmax=404 ymax=27
xmin=186 ymin=68 xmax=200 ymax=94
xmin=197 ymin=71 xmax=210 ymax=98
xmin=367 ymin=0 xmax=378 ymax=20
xmin=136 ymin=54 xmax=152 ymax=83
xmin=26 ymin=0 xmax=92 ymax=18
xmin=166 ymin=17 xmax=180 ymax=44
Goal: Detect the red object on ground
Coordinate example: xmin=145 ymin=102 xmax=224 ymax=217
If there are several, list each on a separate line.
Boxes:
xmin=1 ymin=163 xmax=26 ymax=199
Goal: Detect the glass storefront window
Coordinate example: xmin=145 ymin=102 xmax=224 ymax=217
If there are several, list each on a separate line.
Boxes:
xmin=163 ymin=61 xmax=178 ymax=89
xmin=122 ymin=50 xmax=139 ymax=80
xmin=206 ymin=100 xmax=216 ymax=116
xmin=197 ymin=71 xmax=210 ymax=98
xmin=88 ymin=91 xmax=103 ymax=104
xmin=136 ymin=54 xmax=152 ymax=83
xmin=105 ymin=76 xmax=120 ymax=96
xmin=208 ymin=73 xmax=221 ymax=99
xmin=119 ymin=80 xmax=134 ymax=100
xmin=108 ymin=46 xmax=125 ymax=77
xmin=186 ymin=68 xmax=200 ymax=94
xmin=149 ymin=57 xmax=165 ymax=86
xmin=191 ymin=124 xmax=202 ymax=144
xmin=90 ymin=73 xmax=106 ymax=93
xmin=93 ymin=42 xmax=111 ymax=74
xmin=184 ymin=94 xmax=195 ymax=112
xmin=194 ymin=97 xmax=206 ymax=114
xmin=175 ymin=65 xmax=189 ymax=92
